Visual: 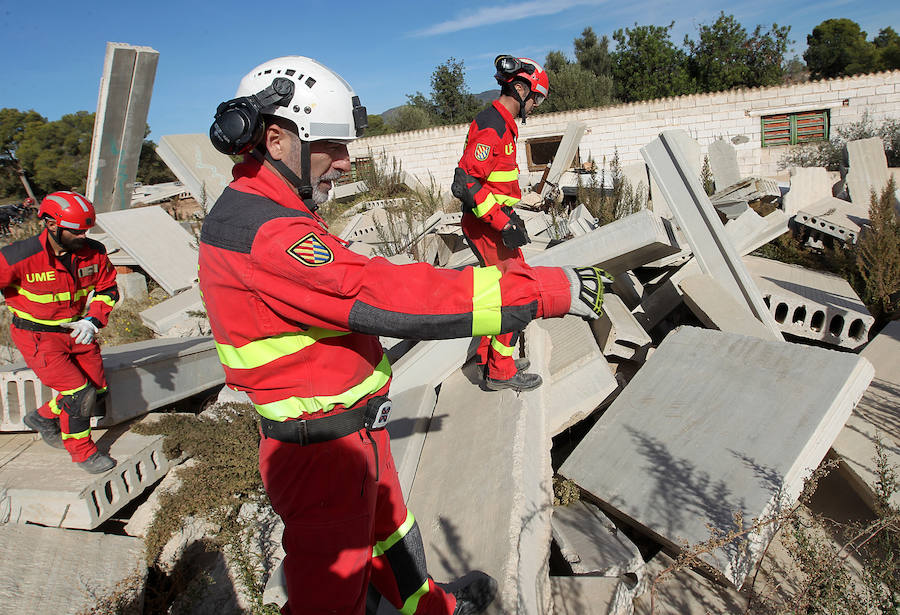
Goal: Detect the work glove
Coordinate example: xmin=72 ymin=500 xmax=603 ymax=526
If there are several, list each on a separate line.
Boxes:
xmin=562 ymin=266 xmax=613 ymax=320
xmin=501 ymin=208 xmax=530 ymax=250
xmin=61 ymin=318 xmax=99 ymax=344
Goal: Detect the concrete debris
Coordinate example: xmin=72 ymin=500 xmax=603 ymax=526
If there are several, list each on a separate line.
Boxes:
xmin=845 ymin=137 xmax=895 ymax=207
xmin=711 ymin=177 xmax=781 ymax=205
xmin=832 ymin=320 xmax=900 ymax=509
xmin=567 ymin=204 xmax=600 ymax=236
xmin=125 ymin=455 xmax=195 ymax=538
xmin=744 ymin=255 xmax=874 ymax=349
xmin=0 ymin=522 xmax=146 ymax=614
xmin=131 ymin=180 xmax=191 ymax=207
xmin=679 ymin=274 xmax=782 ymax=340
xmin=559 ymin=326 xmax=874 ymax=587
xmin=86 ymin=43 xmax=159 ymax=214
xmin=96 ymin=205 xmax=199 ymax=295
xmin=782 ymin=167 xmax=832 ymax=216
xmin=156 ymin=134 xmax=235 ymax=211
xmin=591 ymin=293 xmax=652 ymax=362
xmin=117 ymin=271 xmax=149 ymax=302
xmin=140 ymin=285 xmax=205 ymax=336
xmin=708 ymin=138 xmax=742 ymax=190
xmin=551 ymin=500 xmax=644 ymax=579
xmin=539 ymin=122 xmax=587 ymax=202
xmin=384 ymin=384 xmax=438 ymax=501
xmin=0 ymin=420 xmax=171 ymax=529
xmin=713 ymin=198 xmax=749 ymax=220
xmin=794 ymin=195 xmax=869 ymax=245
xmin=642 ymin=130 xmax=782 ymax=340
xmin=632 ymin=553 xmax=745 ymax=614
xmin=724 ymin=207 xmax=790 ymax=254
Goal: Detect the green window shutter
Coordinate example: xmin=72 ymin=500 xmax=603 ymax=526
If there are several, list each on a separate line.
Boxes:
xmin=762 ymin=110 xmax=829 ymax=147
xmin=795 ymin=110 xmax=829 ymax=144
xmin=761 ymin=114 xmax=792 ymax=147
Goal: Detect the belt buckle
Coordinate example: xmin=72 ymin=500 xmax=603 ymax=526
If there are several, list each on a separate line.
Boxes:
xmin=365 ymin=396 xmax=392 ymax=430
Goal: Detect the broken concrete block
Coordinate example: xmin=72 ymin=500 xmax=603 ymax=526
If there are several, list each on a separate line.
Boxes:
xmin=845 ymin=137 xmax=894 ymax=207
xmin=708 ymin=139 xmax=741 ymax=190
xmin=679 ymin=274 xmax=783 ymax=340
xmin=567 ymin=204 xmax=599 ymax=237
xmin=724 ymin=208 xmax=790 ymax=254
xmin=552 ymin=500 xmax=644 ymax=578
xmin=559 ymin=326 xmax=874 ymax=587
xmin=621 ymin=162 xmax=649 ymax=207
xmin=783 ymin=167 xmax=831 ymax=216
xmin=0 ymin=421 xmax=171 ymax=529
xmin=0 ymin=522 xmax=145 ymax=614
xmin=125 ymin=457 xmax=196 ymax=538
xmin=591 ymin=294 xmax=652 ymax=361
xmin=140 ymin=285 xmax=204 ymax=335
xmin=712 ymin=177 xmax=781 ymax=204
xmin=533 ymin=317 xmax=618 ymax=436
xmin=551 ymin=576 xmax=635 ymax=615
xmin=794 ymin=195 xmax=868 ymax=244
xmin=641 ymin=131 xmax=782 ymax=340
xmin=156 ymin=134 xmax=235 ymax=211
xmin=117 ymin=271 xmax=148 ymax=302
xmin=633 ymin=552 xmax=746 ymax=614
xmin=744 ymin=255 xmax=874 ymax=349
xmin=97 ymin=205 xmax=199 ymax=295
xmin=610 ymin=270 xmax=643 ymax=309
xmin=396 ymin=332 xmax=553 ymax=614
xmin=713 ymin=198 xmax=749 ymax=220
xmin=540 ymin=122 xmax=587 ymax=201
xmin=832 ymin=320 xmax=900 ymax=509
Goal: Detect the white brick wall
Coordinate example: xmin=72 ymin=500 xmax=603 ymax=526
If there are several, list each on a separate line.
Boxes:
xmin=348 ymin=71 xmax=900 ymax=190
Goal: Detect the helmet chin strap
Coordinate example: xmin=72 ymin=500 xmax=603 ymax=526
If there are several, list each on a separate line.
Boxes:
xmin=252 ymin=141 xmax=318 ymax=212
xmin=511 ymin=82 xmax=529 ymax=124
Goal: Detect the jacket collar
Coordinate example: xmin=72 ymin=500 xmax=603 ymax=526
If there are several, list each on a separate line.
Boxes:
xmin=492 ymin=100 xmax=519 ymax=139
xmin=230 ymin=158 xmax=325 ymax=226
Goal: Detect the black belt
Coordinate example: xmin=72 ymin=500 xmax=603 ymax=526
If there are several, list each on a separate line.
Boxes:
xmin=260 ymin=406 xmax=367 ymax=446
xmin=12 ymin=315 xmax=71 ymax=333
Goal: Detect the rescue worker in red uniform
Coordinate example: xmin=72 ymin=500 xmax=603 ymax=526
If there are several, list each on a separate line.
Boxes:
xmin=453 ymin=56 xmax=550 ymax=392
xmin=0 ymin=191 xmax=119 ymax=474
xmin=200 ymin=56 xmax=607 ymax=615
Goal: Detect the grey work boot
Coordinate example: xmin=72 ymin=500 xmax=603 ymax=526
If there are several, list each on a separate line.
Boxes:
xmin=23 ymin=411 xmax=64 ymax=449
xmin=485 ymin=370 xmax=542 ymax=392
xmin=77 ymin=451 xmax=116 ymax=474
xmin=514 ymin=357 xmax=530 ymax=371
xmin=451 ymin=573 xmax=498 ymax=615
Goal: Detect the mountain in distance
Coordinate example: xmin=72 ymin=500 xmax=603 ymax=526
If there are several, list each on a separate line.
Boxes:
xmin=378 ymin=89 xmax=499 ymax=124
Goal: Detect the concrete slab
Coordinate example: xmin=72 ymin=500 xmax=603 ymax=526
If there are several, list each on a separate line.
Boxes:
xmin=533 ymin=317 xmax=618 ymax=436
xmin=156 ymin=134 xmax=235 ymax=211
xmin=559 ymin=326 xmax=874 ymax=587
xmin=0 ymin=522 xmax=145 ymax=613
xmin=552 ymin=500 xmax=644 ymax=578
xmin=713 ymin=198 xmax=749 ymax=220
xmin=680 ymin=274 xmax=783 ymax=340
xmin=794 ymin=195 xmax=869 ymax=244
xmin=2 ymin=337 xmax=224 ymax=431
xmin=540 ymin=122 xmax=587 ymax=200
xmin=393 ymin=332 xmax=554 ymax=615
xmin=117 ymin=271 xmax=148 ymax=302
xmin=96 ymin=205 xmax=199 ymax=295
xmin=832 ymin=320 xmax=900 ymax=509
xmin=567 ymin=204 xmax=599 ymax=237
xmin=384 ymin=385 xmax=437 ymax=501
xmin=621 ymin=163 xmax=649 ymax=208
xmin=744 ymin=255 xmax=874 ymax=349
xmin=783 ymin=167 xmax=831 ymax=216
xmin=711 ymin=177 xmax=781 ymax=205
xmin=0 ymin=420 xmax=171 ymax=529
xmin=641 ymin=131 xmax=782 ymax=340
xmin=724 ymin=208 xmax=790 ymax=254
xmin=633 ymin=553 xmax=745 ymax=614
xmin=648 ymin=172 xmax=674 ymax=220
xmin=86 ymin=43 xmax=159 ymax=213
xmin=551 ymin=576 xmax=634 ymax=615
xmin=708 ymin=139 xmax=741 ymax=190
xmin=140 ymin=285 xmax=203 ymax=335
xmin=845 ymin=137 xmax=893 ymax=207
xmin=590 ymin=294 xmax=652 ymax=361
xmin=610 ymin=271 xmax=643 ymax=310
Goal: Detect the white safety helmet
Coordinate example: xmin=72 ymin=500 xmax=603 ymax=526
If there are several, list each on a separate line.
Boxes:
xmin=235 ymin=56 xmax=367 ymax=142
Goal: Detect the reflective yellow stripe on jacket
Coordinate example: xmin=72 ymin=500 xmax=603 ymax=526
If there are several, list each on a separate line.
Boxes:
xmin=216 ymin=328 xmax=349 ymax=370
xmin=7 ymin=306 xmax=79 ymax=326
xmin=473 ymin=192 xmax=518 ymax=218
xmin=12 ymin=284 xmax=93 ymax=304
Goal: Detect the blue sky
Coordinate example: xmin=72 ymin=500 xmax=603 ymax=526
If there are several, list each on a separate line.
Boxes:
xmin=1 ymin=0 xmax=897 ymax=141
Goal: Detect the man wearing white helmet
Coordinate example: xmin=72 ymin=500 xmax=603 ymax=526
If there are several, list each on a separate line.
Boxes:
xmin=200 ymin=56 xmax=609 ymax=615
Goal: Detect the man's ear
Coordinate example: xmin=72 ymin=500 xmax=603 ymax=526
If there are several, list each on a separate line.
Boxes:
xmin=264 ymin=123 xmax=288 ymax=161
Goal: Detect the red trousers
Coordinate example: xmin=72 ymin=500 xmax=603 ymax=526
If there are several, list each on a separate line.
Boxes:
xmin=260 ymin=427 xmax=455 ymax=615
xmin=11 ymin=327 xmax=106 ymax=463
xmin=461 ymin=212 xmax=523 ymax=380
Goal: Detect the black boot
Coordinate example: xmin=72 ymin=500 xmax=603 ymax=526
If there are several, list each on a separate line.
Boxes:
xmin=77 ymin=451 xmax=116 ymax=474
xmin=514 ymin=357 xmax=530 ymax=371
xmin=23 ymin=411 xmax=64 ymax=449
xmin=485 ymin=371 xmax=542 ymax=392
xmin=452 ymin=573 xmax=498 ymax=615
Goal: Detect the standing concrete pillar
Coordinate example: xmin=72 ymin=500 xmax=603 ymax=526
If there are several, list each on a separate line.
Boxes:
xmin=86 ymin=42 xmax=159 ymax=213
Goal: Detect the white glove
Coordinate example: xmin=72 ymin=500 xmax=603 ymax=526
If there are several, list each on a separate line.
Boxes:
xmin=562 ymin=266 xmax=614 ymax=320
xmin=61 ymin=318 xmax=99 ymax=344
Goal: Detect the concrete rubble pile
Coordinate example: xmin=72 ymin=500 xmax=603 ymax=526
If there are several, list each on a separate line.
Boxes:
xmin=1 ymin=102 xmax=896 ymax=614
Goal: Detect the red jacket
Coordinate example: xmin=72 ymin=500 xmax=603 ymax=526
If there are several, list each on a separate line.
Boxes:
xmin=0 ymin=230 xmax=118 ymax=329
xmin=458 ymin=100 xmax=521 ymax=232
xmin=198 ymin=160 xmax=571 ymax=422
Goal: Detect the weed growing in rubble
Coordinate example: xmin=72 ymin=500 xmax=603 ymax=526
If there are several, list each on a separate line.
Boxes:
xmin=856 ymin=177 xmax=900 ymax=319
xmin=576 ymin=151 xmax=646 ymax=226
xmin=552 ymin=476 xmax=581 ymax=506
xmin=700 ymin=155 xmax=716 ymax=196
xmin=76 ymin=568 xmax=145 ymax=615
xmin=129 ymin=403 xmax=277 ymax=614
xmin=98 ymin=296 xmax=158 ymax=345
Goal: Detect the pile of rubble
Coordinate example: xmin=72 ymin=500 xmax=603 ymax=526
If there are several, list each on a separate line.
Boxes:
xmin=1 ymin=126 xmax=898 ymax=614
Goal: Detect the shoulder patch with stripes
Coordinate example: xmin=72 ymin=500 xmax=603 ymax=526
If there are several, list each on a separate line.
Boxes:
xmin=287 ymin=233 xmax=334 ymax=267
xmin=473 ymin=143 xmax=491 ymax=161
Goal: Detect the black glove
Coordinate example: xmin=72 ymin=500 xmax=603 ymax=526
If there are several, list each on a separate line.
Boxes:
xmin=501 ymin=208 xmax=530 ymax=250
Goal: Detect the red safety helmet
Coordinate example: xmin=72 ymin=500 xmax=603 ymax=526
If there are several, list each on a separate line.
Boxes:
xmin=494 ymin=56 xmax=549 ymax=106
xmin=38 ymin=191 xmax=96 ymax=231
xmin=23 ymin=197 xmax=34 ymax=206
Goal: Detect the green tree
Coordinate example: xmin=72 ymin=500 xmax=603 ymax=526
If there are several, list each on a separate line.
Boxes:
xmin=685 ymin=13 xmax=791 ymax=92
xmin=428 ymin=57 xmax=481 ymax=125
xmin=540 ymin=62 xmax=615 ymax=113
xmin=612 ymin=22 xmax=694 ymax=102
xmin=362 ymin=114 xmax=393 ymax=137
xmin=804 ymin=18 xmax=877 ymax=79
xmin=574 ymin=27 xmax=613 ymax=77
xmin=0 ymin=108 xmax=46 ymax=198
xmin=874 ymin=26 xmax=900 ymax=71
xmin=856 ymin=177 xmax=900 ymax=317
xmin=391 ymin=105 xmax=433 ymax=132
xmin=16 ymin=111 xmax=94 ymax=194
xmin=544 ymin=50 xmax=568 ymax=73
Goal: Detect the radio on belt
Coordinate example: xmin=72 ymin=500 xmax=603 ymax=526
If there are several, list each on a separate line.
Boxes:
xmin=364 ymin=396 xmax=392 ymax=430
